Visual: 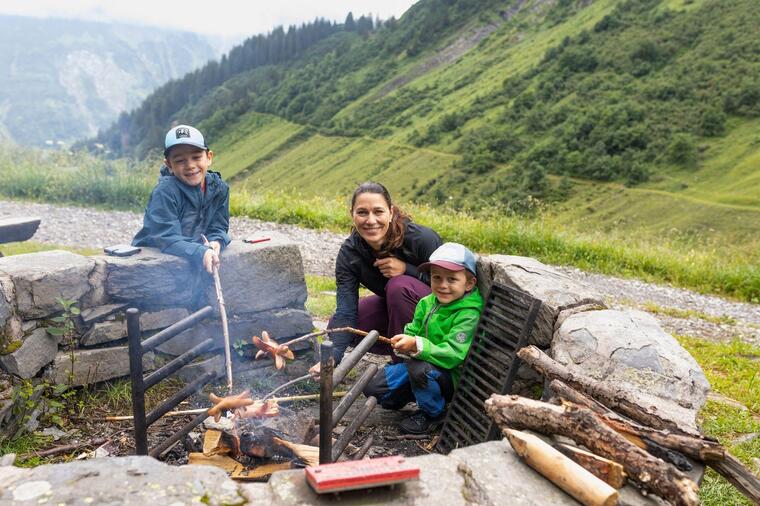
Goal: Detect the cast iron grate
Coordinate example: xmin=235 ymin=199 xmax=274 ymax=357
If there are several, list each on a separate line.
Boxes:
xmin=435 ymin=281 xmax=542 ymax=454
xmin=127 ymin=305 xmax=219 ymax=458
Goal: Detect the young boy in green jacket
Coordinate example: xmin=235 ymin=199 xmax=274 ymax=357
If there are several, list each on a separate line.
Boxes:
xmin=363 ymin=242 xmax=484 ymax=434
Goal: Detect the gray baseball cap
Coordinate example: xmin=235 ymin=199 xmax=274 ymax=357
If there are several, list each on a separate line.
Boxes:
xmin=164 ymin=125 xmax=207 ymax=156
xmin=419 ymin=242 xmax=477 ymax=276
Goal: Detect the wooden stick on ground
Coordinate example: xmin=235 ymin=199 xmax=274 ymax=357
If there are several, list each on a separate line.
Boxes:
xmin=505 ymin=429 xmax=619 ymax=506
xmin=549 ymin=379 xmax=724 ymax=462
xmin=485 ymin=394 xmax=699 ymax=506
xmin=518 ymin=345 xmax=698 ymax=436
xmin=19 ymin=437 xmax=108 ymax=460
xmin=552 ymin=442 xmax=627 ymax=489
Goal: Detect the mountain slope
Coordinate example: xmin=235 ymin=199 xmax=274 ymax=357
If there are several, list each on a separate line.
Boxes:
xmin=94 ymin=0 xmax=760 ymax=252
xmin=0 ymin=15 xmax=217 ymax=147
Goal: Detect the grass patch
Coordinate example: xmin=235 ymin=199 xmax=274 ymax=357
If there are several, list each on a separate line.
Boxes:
xmin=237 ymin=191 xmax=760 ymax=303
xmin=0 ymin=241 xmax=100 ymax=257
xmin=677 ymin=336 xmax=760 ymax=504
xmin=305 ymin=274 xmax=338 ymax=319
xmin=643 ymin=302 xmax=737 ymax=326
xmin=0 ymin=432 xmax=52 ymax=468
xmin=2 ymin=146 xmax=759 ymax=303
xmin=304 ymin=274 xmax=372 ymax=320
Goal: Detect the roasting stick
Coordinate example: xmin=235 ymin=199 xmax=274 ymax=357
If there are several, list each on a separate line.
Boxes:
xmin=212 ymin=264 xmax=234 ymax=394
xmin=101 ymin=392 xmax=348 ymax=421
xmin=201 ymin=234 xmax=234 ymax=393
xmin=280 ymin=326 xmax=392 ymax=348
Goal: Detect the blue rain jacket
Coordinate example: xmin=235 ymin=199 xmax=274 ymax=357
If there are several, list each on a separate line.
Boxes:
xmin=132 ymin=166 xmax=231 ymax=265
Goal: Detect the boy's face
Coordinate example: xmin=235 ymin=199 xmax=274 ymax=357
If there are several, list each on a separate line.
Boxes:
xmin=430 ymin=265 xmax=476 ymax=304
xmin=165 ymin=144 xmax=213 ymax=187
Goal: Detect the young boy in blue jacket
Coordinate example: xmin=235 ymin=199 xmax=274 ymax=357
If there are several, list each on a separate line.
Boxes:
xmin=363 ymin=242 xmax=484 ymax=434
xmin=133 ymin=125 xmax=230 ymax=273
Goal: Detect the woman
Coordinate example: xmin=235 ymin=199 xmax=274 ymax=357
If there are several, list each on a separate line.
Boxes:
xmin=312 ymin=182 xmax=442 ymax=373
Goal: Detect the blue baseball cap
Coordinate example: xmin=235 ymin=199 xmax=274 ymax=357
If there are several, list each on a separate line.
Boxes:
xmin=419 ymin=242 xmax=477 ymax=276
xmin=164 ymin=125 xmax=207 ymax=156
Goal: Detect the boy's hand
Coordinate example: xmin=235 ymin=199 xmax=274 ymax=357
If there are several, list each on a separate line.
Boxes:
xmin=391 ymin=334 xmax=417 ymax=354
xmin=203 ymin=248 xmax=220 ymax=274
xmin=209 ymin=240 xmax=221 ymax=257
xmin=373 ymin=257 xmax=406 ymax=278
xmin=308 ymin=362 xmax=321 ymax=381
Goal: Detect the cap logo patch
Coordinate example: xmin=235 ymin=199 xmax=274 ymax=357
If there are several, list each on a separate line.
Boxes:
xmin=175 ymin=127 xmax=190 ymax=139
xmin=456 ymin=332 xmax=467 ymax=343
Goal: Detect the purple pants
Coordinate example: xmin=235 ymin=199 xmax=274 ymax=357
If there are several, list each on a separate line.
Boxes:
xmin=329 ymin=275 xmax=431 ymax=358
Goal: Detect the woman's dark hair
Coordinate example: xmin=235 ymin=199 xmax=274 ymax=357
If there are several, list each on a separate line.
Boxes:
xmin=350 ymin=182 xmax=410 ymax=258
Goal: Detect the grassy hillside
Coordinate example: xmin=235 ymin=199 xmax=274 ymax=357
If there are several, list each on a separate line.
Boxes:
xmin=188 ymin=0 xmax=758 ymax=265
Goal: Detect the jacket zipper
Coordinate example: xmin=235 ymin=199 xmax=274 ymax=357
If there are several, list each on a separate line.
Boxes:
xmin=423 ymin=303 xmax=440 ymax=339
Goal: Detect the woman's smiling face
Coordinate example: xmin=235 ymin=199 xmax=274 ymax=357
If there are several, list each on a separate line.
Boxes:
xmin=352 ymin=192 xmax=392 ymax=250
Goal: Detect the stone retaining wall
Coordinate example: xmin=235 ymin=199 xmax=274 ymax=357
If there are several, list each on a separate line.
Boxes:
xmin=477 ymin=254 xmax=710 ymax=431
xmin=0 ymin=233 xmax=313 ymax=386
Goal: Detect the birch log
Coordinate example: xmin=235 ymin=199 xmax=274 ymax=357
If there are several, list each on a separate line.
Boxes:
xmin=485 ymin=394 xmax=699 ymax=506
xmin=505 ymin=429 xmax=619 ymax=506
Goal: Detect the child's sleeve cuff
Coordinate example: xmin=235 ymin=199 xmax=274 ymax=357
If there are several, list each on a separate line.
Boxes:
xmin=412 ymin=336 xmax=424 ymax=357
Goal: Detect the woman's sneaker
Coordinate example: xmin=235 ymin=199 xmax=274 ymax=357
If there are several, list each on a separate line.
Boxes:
xmin=399 ymin=411 xmax=445 ymax=435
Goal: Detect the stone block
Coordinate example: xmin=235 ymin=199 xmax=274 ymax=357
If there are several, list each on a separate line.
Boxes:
xmin=80 ymin=307 xmax=191 ymax=346
xmin=551 ymin=309 xmax=710 ymax=431
xmin=0 ymin=328 xmax=58 ymax=378
xmin=267 ymin=453 xmax=467 ymax=505
xmin=157 ymin=308 xmax=313 ymax=356
xmin=140 ymin=307 xmax=189 ymax=331
xmin=0 ymin=250 xmax=95 ymax=319
xmin=477 ymin=255 xmax=607 ymax=347
xmin=176 ymin=355 xmax=224 ymax=382
xmin=103 ymin=249 xmax=197 ymax=306
xmin=0 ymin=273 xmax=13 ymax=333
xmin=49 ymin=346 xmax=154 ymax=386
xmin=79 ymin=303 xmax=129 ymax=326
xmin=450 ymin=440 xmax=579 ymax=505
xmin=207 ymin=237 xmax=307 ymax=315
xmin=0 ymin=456 xmax=246 ymax=505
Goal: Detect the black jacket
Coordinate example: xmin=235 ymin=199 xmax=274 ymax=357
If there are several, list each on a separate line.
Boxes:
xmin=331 ymin=221 xmax=442 ymax=361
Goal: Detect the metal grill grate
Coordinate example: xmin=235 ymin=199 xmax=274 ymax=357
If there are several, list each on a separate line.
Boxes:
xmin=436 ymin=281 xmax=541 ymax=453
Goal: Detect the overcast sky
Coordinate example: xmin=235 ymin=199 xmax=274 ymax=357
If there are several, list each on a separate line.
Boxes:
xmin=0 ymin=1 xmax=418 ymax=38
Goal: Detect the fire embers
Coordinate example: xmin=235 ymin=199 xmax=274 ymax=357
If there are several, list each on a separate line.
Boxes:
xmin=252 ymin=331 xmax=294 ymax=369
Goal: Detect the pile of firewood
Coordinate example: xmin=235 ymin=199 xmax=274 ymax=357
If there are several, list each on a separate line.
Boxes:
xmin=484 ymin=345 xmax=760 ymax=506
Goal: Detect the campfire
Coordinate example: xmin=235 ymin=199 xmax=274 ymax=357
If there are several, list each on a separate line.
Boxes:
xmin=128 ymin=326 xmax=385 ymax=480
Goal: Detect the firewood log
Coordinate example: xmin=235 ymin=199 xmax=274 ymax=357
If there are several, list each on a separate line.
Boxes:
xmin=505 ymin=429 xmax=619 ymax=506
xmin=485 ymin=394 xmax=699 ymax=506
xmin=518 ymin=345 xmax=699 ymax=436
xmin=552 ymin=442 xmax=627 ymax=489
xmin=550 ymin=379 xmax=724 ymax=462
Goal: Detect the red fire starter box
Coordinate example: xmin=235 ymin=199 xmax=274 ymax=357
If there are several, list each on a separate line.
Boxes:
xmin=305 ymin=456 xmax=420 ymax=494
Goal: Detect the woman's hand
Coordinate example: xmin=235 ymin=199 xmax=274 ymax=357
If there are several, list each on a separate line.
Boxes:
xmin=309 ymin=362 xmax=321 ymax=381
xmin=391 ymin=334 xmax=417 ymax=354
xmin=373 ymin=257 xmax=406 ymax=278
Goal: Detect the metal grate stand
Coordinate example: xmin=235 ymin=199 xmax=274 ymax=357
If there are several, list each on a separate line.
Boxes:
xmin=318 ymin=330 xmax=381 ymax=463
xmin=435 ymin=282 xmax=542 ymax=454
xmin=127 ymin=306 xmax=218 ymax=458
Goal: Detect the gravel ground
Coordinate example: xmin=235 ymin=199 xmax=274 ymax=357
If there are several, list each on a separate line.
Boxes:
xmin=2 ymin=199 xmax=757 ymax=345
